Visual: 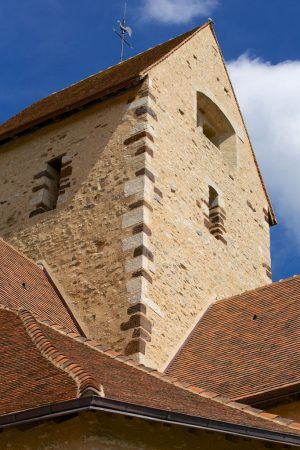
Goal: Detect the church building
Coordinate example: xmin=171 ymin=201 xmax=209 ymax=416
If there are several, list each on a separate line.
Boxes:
xmin=0 ymin=21 xmax=300 ymax=449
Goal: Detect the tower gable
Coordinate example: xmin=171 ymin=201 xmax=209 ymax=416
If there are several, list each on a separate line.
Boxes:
xmin=0 ymin=24 xmax=274 ymax=369
xmin=140 ymin=24 xmax=274 ymax=367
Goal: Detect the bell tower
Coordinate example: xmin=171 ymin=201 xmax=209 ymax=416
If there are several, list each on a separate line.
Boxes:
xmin=0 ymin=23 xmax=275 ymax=369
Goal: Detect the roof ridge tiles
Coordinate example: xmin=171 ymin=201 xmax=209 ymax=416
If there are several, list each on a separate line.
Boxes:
xmin=24 ymin=308 xmax=300 ymax=434
xmin=18 ymin=308 xmax=104 ymax=399
xmin=0 ymin=304 xmax=78 ymax=337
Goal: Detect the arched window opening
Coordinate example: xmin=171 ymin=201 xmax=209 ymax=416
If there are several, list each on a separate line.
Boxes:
xmin=197 ymin=92 xmax=237 ymax=168
xmin=203 ymin=123 xmax=219 ymax=148
xmin=208 ymin=186 xmax=227 ymax=244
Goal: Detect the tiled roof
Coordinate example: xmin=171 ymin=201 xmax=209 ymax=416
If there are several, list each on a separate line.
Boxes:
xmin=2 ymin=305 xmax=300 ymax=437
xmin=0 ymin=239 xmax=81 ymax=334
xmin=19 ymin=309 xmax=101 ymax=397
xmin=166 ymin=276 xmax=300 ymax=403
xmin=0 ymin=308 xmax=77 ymax=416
xmin=0 ymin=23 xmax=208 ymax=143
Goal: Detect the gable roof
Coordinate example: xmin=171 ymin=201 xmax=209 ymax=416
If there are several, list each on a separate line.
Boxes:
xmin=0 ymin=22 xmax=276 ymax=224
xmin=0 ymin=23 xmax=209 ymax=144
xmin=166 ymin=276 xmax=300 ymax=405
xmin=0 ymin=239 xmax=82 ymax=334
xmin=2 ymin=305 xmax=300 ymax=441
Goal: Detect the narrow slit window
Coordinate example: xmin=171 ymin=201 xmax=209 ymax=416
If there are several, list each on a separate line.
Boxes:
xmin=46 ymin=156 xmax=63 ymax=210
xmin=209 ymin=186 xmax=219 ymax=218
xmin=208 ymin=186 xmax=227 ymax=244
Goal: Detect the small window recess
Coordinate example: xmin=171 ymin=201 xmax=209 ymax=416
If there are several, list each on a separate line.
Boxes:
xmin=29 ymin=155 xmax=63 ymax=218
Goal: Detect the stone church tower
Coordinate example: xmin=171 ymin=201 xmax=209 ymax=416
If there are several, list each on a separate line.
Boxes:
xmin=0 ymin=22 xmax=275 ymax=369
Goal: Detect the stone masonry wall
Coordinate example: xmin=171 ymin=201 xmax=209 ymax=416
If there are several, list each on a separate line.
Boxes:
xmin=0 ymin=26 xmax=274 ymax=368
xmin=0 ymin=81 xmax=156 ymax=356
xmin=142 ymin=26 xmax=273 ymax=369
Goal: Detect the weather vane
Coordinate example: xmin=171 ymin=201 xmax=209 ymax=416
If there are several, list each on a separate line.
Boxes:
xmin=113 ymin=0 xmax=133 ymax=62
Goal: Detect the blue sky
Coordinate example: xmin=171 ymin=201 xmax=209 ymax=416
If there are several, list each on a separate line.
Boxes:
xmin=0 ymin=0 xmax=299 ymax=281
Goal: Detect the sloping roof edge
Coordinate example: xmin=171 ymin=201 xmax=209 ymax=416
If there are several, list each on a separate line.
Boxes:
xmin=14 ymin=305 xmax=300 ymax=436
xmin=139 ymin=22 xmax=209 ymax=76
xmin=0 ymin=76 xmax=142 ymax=144
xmin=0 ymin=238 xmax=83 ymax=334
xmin=37 ymin=259 xmax=86 ymax=337
xmin=0 ymin=23 xmax=209 ymax=144
xmin=165 ymin=275 xmax=300 ymax=403
xmin=164 ymin=276 xmax=300 ymax=365
xmin=235 ymin=380 xmax=300 ymax=407
xmin=208 ymin=24 xmax=277 ymax=225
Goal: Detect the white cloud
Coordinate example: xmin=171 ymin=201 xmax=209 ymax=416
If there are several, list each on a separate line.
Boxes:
xmin=141 ymin=0 xmax=218 ymax=25
xmin=228 ymin=56 xmax=300 ymax=243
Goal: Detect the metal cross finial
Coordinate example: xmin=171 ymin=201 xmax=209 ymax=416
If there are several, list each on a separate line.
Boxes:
xmin=113 ymin=0 xmax=133 ymax=62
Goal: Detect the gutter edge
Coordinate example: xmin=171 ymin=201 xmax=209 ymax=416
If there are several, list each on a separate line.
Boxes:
xmin=0 ymin=396 xmax=299 ymax=447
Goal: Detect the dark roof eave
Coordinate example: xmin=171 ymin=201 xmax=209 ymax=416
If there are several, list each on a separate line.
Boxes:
xmin=0 ymin=75 xmax=144 ymax=145
xmin=0 ymin=396 xmax=299 ymax=447
xmin=236 ymin=383 xmax=300 ymax=409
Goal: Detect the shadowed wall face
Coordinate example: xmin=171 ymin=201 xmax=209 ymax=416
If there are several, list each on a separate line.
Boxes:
xmin=0 ymin=85 xmax=149 ymax=354
xmin=269 ymin=400 xmax=300 ymax=422
xmin=0 ymin=411 xmax=284 ymax=450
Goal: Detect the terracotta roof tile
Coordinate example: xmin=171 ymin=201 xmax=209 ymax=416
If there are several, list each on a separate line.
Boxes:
xmin=18 ymin=309 xmax=101 ymax=397
xmin=166 ymin=276 xmax=300 ymax=403
xmin=0 ymin=309 xmax=77 ymax=416
xmin=25 ymin=312 xmax=300 ymax=435
xmin=1 ymin=305 xmax=300 ymax=437
xmin=0 ymin=238 xmax=81 ymax=334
